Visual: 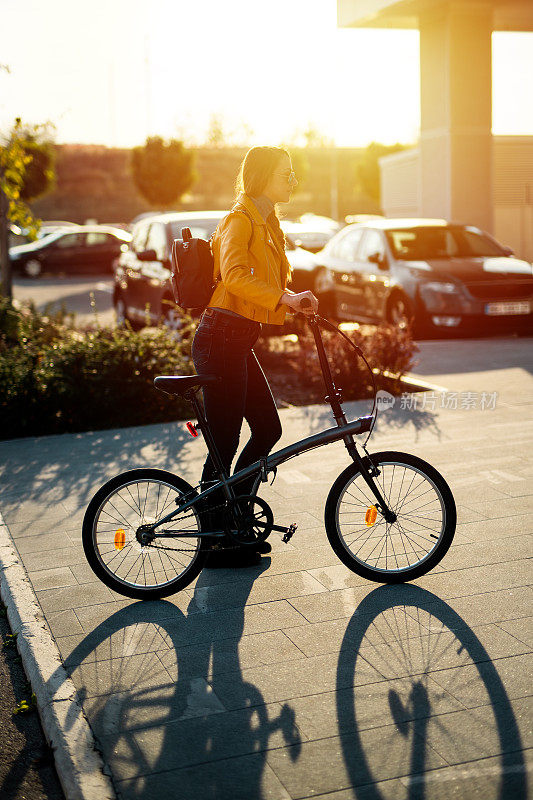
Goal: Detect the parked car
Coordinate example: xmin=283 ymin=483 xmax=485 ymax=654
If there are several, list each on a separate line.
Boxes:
xmin=113 ymin=211 xmax=226 ymax=330
xmin=281 ymin=213 xmax=342 ymax=253
xmin=10 ymin=225 xmax=132 ymax=277
xmin=8 ymin=220 xmax=81 ymax=249
xmin=305 ymin=218 xmax=533 ymax=335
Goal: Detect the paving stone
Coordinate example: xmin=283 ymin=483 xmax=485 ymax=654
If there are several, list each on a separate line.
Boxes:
xmin=266 ymin=723 xmax=447 ymax=798
xmin=70 ymin=650 xmax=172 ymax=699
xmin=28 ymin=565 xmax=78 ymax=591
xmin=19 ymin=546 xmax=87 ymax=571
xmin=15 ymin=531 xmax=77 ymax=554
xmin=116 ymin=755 xmax=291 ymax=800
xmin=283 ymin=675 xmax=465 ymax=741
xmin=114 ymin=700 xmax=305 ymax=778
xmin=159 ymin=628 xmax=305 ymax=681
xmin=441 ymin=587 xmax=533 ymax=628
xmin=210 ymin=650 xmax=385 ymax=711
xmin=454 ymin=513 xmax=533 ymax=543
xmin=46 ymin=608 xmax=84 ymax=637
xmin=56 ymin=621 xmax=174 ymax=666
xmin=186 ymin=571 xmax=327 ymax=614
xmin=35 ymin=581 xmax=118 ymax=614
xmin=397 ymin=752 xmax=533 ymax=800
xmin=462 ymin=495 xmax=533 ymax=519
xmin=412 ymin=696 xmax=532 ymax=766
xmin=496 ymin=617 xmax=533 ymax=648
xmin=429 ymin=653 xmax=533 ymax=710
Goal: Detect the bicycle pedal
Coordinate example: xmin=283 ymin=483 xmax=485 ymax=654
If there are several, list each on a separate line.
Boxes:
xmin=282 ymin=523 xmax=298 ymax=544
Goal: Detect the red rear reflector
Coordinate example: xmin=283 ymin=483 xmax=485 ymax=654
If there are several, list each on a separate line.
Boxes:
xmin=186 ymin=422 xmax=198 ymax=437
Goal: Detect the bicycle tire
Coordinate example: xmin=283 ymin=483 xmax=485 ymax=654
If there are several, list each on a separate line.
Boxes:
xmin=325 ymin=451 xmax=456 ymax=583
xmin=83 ymin=468 xmax=209 ymax=599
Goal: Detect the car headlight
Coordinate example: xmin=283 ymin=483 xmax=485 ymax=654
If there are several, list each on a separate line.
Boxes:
xmin=420 ymin=281 xmax=466 ymax=313
xmin=423 ymin=281 xmax=457 ymax=294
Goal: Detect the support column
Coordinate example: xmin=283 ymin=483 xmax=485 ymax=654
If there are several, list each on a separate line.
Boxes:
xmin=419 ymin=1 xmax=494 ymax=231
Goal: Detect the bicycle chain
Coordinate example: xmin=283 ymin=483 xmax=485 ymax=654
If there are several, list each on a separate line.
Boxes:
xmin=143 ymin=499 xmax=249 ymax=553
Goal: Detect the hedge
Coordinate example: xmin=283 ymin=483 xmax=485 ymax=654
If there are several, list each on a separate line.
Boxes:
xmin=0 ymin=297 xmax=417 ymax=440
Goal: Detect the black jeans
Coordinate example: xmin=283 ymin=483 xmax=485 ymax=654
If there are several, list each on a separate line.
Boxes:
xmin=191 ymin=308 xmax=282 ymax=508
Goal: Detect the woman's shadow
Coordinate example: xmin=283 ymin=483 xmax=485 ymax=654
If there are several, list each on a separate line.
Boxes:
xmin=59 ymin=560 xmax=301 ymax=800
xmin=336 ymin=584 xmax=528 ymax=800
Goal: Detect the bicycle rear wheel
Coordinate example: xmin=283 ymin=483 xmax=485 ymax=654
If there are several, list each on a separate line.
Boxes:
xmin=83 ymin=468 xmax=209 ymax=599
xmin=325 ymin=451 xmax=456 ymax=583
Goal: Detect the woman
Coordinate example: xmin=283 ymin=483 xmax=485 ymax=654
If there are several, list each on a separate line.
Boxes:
xmin=192 ymin=145 xmax=318 ymax=564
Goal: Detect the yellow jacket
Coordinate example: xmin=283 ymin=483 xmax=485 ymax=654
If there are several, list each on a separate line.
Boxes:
xmin=208 ymin=193 xmax=292 ymax=325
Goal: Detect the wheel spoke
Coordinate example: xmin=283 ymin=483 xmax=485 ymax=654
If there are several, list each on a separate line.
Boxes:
xmin=90 ymin=478 xmax=202 ymax=591
xmin=334 ymin=457 xmax=451 ymax=575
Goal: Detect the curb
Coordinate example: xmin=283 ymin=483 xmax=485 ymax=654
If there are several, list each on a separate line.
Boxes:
xmin=0 ymin=511 xmax=116 ymax=800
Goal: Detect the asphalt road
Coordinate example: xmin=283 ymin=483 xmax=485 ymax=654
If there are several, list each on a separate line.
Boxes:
xmin=13 ymin=275 xmax=115 ymax=328
xmin=0 ymin=609 xmax=64 ymax=800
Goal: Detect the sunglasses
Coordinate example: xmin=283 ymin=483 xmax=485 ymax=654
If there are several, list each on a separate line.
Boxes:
xmin=273 ymin=171 xmax=297 ymax=183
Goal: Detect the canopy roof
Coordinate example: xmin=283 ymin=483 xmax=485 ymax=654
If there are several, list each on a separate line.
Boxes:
xmin=338 ymin=0 xmax=533 ymax=31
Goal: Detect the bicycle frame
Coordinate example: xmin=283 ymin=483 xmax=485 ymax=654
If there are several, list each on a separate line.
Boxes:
xmin=151 ymin=314 xmax=397 ymax=537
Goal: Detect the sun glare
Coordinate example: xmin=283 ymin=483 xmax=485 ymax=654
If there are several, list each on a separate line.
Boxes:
xmin=0 ymin=0 xmax=532 ymax=147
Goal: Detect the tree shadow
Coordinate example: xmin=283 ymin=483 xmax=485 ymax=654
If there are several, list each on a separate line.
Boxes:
xmin=55 ymin=564 xmax=301 ymax=799
xmin=336 ymin=584 xmax=527 ymax=799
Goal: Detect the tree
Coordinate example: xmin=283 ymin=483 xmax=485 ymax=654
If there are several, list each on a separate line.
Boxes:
xmin=130 ymin=136 xmax=197 ymax=208
xmin=0 ymin=118 xmax=52 ymax=299
xmin=354 ymin=142 xmax=407 ymax=206
xmin=18 ymin=126 xmax=56 ymax=202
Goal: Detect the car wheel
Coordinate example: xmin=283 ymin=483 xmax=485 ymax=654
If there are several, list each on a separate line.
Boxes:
xmin=24 ymin=259 xmax=42 ymax=278
xmin=386 ymin=293 xmax=415 ymax=331
xmin=115 ymin=294 xmax=130 ymax=328
xmin=162 ymin=304 xmax=184 ymax=339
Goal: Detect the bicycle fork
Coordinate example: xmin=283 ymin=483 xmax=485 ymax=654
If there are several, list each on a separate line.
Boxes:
xmin=344 ymin=438 xmax=397 ymax=525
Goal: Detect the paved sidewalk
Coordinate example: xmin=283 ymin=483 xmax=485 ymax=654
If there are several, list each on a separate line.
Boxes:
xmin=0 ymin=337 xmax=532 ymax=799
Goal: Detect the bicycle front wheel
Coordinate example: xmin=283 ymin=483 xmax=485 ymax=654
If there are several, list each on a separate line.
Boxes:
xmin=83 ymin=468 xmax=209 ymax=599
xmin=325 ymin=451 xmax=456 ymax=583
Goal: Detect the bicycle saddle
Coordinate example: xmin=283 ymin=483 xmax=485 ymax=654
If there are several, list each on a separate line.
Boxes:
xmin=154 ymin=375 xmax=220 ymax=396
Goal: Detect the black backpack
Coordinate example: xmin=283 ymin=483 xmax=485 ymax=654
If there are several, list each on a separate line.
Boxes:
xmin=170 ymin=208 xmax=253 ymax=312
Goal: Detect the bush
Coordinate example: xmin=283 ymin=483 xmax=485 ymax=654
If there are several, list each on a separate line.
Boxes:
xmin=0 ymin=297 xmax=194 ymax=440
xmin=255 ymin=322 xmax=418 ymax=405
xmin=0 ymin=297 xmax=417 ymax=440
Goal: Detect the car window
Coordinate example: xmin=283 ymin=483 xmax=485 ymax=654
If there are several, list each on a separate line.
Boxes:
xmin=85 ymin=232 xmax=109 ymax=246
xmin=358 ymin=229 xmax=387 ymax=261
xmin=328 ymin=227 xmax=363 ymax=260
xmin=55 ymin=233 xmax=83 ymax=248
xmin=385 ymin=226 xmax=504 ymax=260
xmin=145 ymin=223 xmax=168 ymax=260
xmin=131 ymin=223 xmax=150 ymax=253
xmin=169 ymin=219 xmax=221 ymax=241
xmin=458 ymin=228 xmax=505 ymax=257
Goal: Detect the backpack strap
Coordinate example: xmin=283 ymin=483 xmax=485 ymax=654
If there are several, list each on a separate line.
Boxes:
xmin=211 ymin=206 xmax=255 ymax=285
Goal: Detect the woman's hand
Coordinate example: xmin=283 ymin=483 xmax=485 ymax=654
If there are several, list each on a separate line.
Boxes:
xmin=281 ymin=290 xmax=319 ymax=316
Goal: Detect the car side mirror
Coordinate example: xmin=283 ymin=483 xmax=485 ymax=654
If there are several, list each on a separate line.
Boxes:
xmin=368 ymin=252 xmax=388 ymax=270
xmin=502 ymin=246 xmax=514 ymax=256
xmin=137 ymin=249 xmax=157 ymax=261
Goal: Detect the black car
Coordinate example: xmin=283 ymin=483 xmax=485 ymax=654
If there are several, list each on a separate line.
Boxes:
xmin=113 ymin=211 xmax=226 ymax=330
xmin=10 ymin=225 xmax=132 ymax=277
xmin=303 ymin=218 xmax=533 ymax=335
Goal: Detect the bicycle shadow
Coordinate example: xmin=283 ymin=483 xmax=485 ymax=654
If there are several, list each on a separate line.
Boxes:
xmin=59 ymin=562 xmax=301 ymax=800
xmin=336 ymin=585 xmax=528 ymax=800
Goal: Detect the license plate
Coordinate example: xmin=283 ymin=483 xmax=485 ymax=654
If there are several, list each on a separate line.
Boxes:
xmin=485 ymin=301 xmax=531 ymax=316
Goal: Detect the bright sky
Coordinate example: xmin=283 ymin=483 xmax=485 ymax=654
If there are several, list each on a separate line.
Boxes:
xmin=1 ymin=0 xmax=532 ymax=148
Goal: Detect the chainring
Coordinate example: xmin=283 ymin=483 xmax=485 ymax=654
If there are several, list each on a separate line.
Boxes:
xmin=225 ymin=495 xmax=274 ymax=547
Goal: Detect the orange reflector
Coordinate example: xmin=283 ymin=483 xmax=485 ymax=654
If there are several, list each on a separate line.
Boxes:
xmin=365 ymin=506 xmax=378 ymax=526
xmin=186 ymin=421 xmax=198 ymax=437
xmin=114 ymin=529 xmax=126 ymax=550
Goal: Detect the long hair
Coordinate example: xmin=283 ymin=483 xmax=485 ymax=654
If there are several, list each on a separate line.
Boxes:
xmin=234 ymin=146 xmax=289 ymax=251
